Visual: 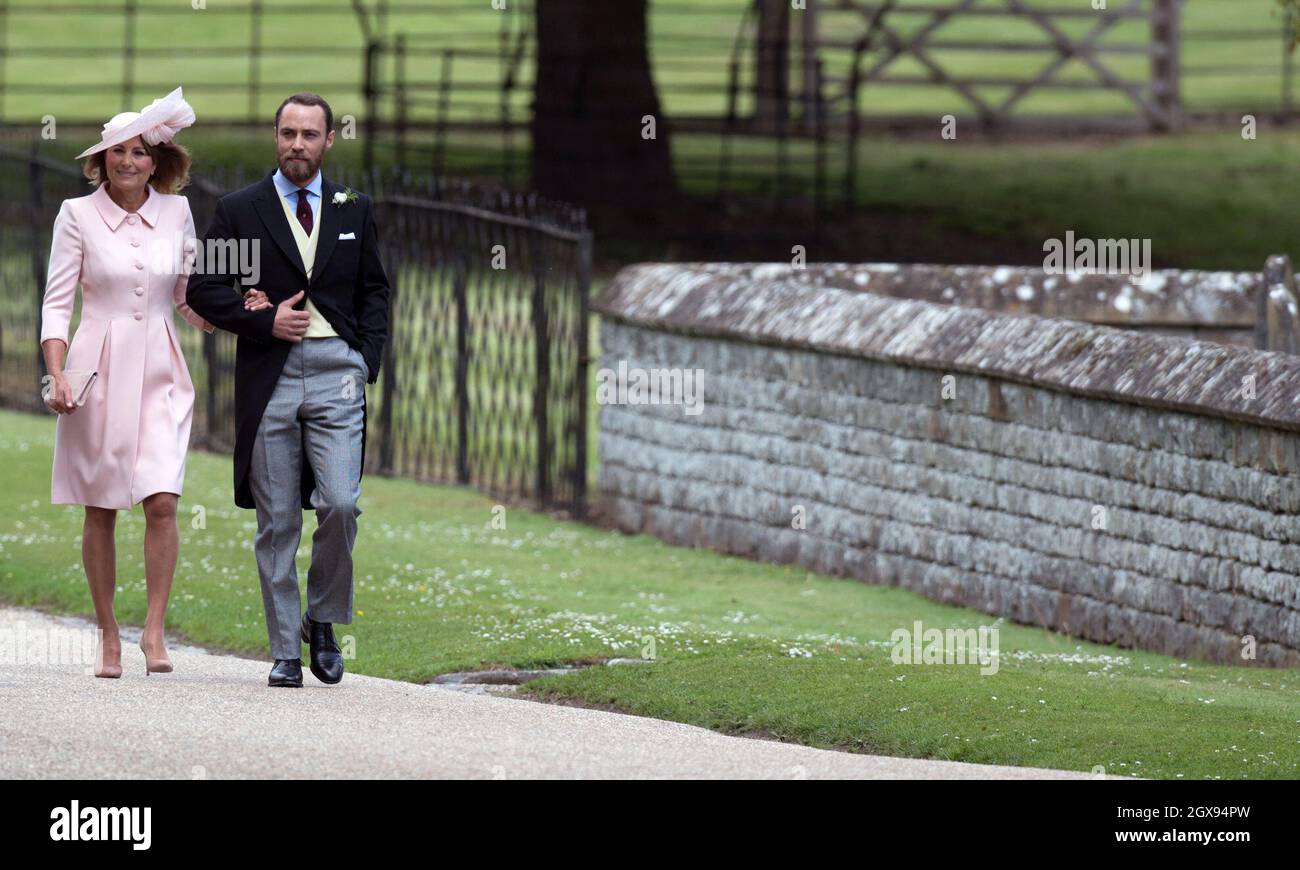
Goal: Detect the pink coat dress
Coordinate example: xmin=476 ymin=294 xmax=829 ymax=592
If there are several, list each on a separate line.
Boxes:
xmin=41 ymin=181 xmax=216 ymax=510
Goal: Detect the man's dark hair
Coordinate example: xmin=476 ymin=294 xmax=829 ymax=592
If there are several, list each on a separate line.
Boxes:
xmin=275 ymin=93 xmax=333 ymax=134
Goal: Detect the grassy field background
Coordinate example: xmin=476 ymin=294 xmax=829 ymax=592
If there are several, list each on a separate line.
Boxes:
xmin=0 ymin=0 xmax=1295 ymax=123
xmin=2 ymin=406 xmax=1298 ymax=779
xmin=5 ymin=0 xmax=1300 ymax=279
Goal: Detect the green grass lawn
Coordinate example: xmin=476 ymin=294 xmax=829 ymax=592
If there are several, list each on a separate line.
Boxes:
xmin=842 ymin=127 xmax=1300 ymax=272
xmin=2 ymin=406 xmax=1297 ymax=779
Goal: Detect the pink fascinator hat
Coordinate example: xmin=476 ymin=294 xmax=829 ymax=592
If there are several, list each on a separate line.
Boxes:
xmin=76 ymin=86 xmax=196 ymax=159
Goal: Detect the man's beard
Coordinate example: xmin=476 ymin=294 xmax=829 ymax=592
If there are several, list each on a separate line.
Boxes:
xmin=280 ymin=154 xmax=319 ymax=182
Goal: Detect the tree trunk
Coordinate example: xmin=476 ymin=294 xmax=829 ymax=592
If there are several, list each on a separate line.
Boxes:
xmin=532 ymin=0 xmax=678 ymax=209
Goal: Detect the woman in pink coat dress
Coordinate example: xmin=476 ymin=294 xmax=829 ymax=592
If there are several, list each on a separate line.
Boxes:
xmin=40 ymin=87 xmax=270 ymax=678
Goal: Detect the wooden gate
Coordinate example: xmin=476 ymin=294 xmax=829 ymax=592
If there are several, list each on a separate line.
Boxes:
xmin=804 ymin=0 xmax=1182 ymax=131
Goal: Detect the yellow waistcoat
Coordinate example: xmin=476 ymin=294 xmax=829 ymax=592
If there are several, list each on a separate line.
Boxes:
xmin=277 ymin=191 xmax=338 ymax=338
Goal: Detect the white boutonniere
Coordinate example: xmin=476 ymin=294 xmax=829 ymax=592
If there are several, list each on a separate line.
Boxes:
xmin=332 ymin=188 xmax=358 ymax=207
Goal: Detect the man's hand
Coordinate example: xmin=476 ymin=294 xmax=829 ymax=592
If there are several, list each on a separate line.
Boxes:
xmin=271 ymin=290 xmax=310 ymax=343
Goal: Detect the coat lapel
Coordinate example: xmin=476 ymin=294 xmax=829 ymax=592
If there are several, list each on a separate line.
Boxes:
xmin=251 ymin=172 xmax=308 ymax=281
xmin=310 ymin=175 xmax=343 ymax=286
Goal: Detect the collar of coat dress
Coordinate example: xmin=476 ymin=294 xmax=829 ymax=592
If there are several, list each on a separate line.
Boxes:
xmin=91 ymin=181 xmax=162 ymax=230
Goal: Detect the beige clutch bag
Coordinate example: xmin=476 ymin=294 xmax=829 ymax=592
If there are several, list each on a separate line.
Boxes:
xmin=43 ymin=369 xmax=97 ymax=409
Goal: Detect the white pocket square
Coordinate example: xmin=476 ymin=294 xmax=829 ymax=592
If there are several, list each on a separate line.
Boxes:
xmin=338 ymin=232 xmax=356 ymax=240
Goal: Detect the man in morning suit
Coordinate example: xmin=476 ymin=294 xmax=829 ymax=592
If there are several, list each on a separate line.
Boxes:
xmin=185 ymin=93 xmax=391 ymax=688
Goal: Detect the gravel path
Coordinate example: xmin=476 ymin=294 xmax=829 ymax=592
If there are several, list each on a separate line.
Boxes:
xmin=0 ymin=606 xmax=1101 ymax=779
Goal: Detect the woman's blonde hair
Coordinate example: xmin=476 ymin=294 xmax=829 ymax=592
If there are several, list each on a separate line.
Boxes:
xmin=83 ymin=139 xmax=192 ymax=194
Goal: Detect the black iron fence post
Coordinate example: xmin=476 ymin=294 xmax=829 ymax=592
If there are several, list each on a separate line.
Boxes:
xmin=28 ymin=143 xmax=45 ymax=378
xmin=377 ymin=305 xmax=396 ymax=474
xmin=529 ymin=221 xmax=551 ymax=508
xmin=202 ymin=328 xmax=217 ymax=450
xmin=454 ymin=247 xmax=469 ymax=486
xmin=574 ymin=225 xmax=592 ymax=520
xmin=377 ymin=176 xmax=397 ymax=476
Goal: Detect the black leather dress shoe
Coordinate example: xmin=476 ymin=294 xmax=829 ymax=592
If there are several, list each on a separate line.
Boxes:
xmin=268 ymin=658 xmax=303 ymax=688
xmin=300 ymin=611 xmax=344 ymax=684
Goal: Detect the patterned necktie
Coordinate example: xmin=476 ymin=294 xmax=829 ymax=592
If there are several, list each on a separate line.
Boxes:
xmin=295 ymin=188 xmax=313 ymax=236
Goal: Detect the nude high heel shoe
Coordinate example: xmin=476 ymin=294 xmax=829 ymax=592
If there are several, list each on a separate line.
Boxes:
xmin=139 ymin=639 xmax=173 ymax=675
xmin=94 ymin=634 xmax=122 ymax=679
xmin=94 ymin=648 xmax=122 ymax=679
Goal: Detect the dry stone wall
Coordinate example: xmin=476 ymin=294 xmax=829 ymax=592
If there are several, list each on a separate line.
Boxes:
xmin=594 ymin=263 xmax=1300 ymax=666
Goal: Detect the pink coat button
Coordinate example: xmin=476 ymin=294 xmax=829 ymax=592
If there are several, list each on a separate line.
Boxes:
xmin=133 ymin=312 xmax=143 ymax=320
xmin=134 ymin=288 xmax=144 ymax=296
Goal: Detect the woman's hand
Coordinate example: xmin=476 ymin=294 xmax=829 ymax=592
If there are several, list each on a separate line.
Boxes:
xmin=243 ymin=288 xmax=272 ymax=311
xmin=44 ymin=373 xmax=77 ymax=415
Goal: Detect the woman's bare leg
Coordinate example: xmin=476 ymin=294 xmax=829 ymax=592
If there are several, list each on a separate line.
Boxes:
xmin=140 ymin=492 xmax=178 ymax=666
xmin=83 ymin=505 xmax=120 ymax=676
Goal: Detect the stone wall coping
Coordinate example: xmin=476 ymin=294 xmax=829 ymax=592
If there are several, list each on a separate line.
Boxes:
xmin=594 ymin=262 xmax=1300 ymax=433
